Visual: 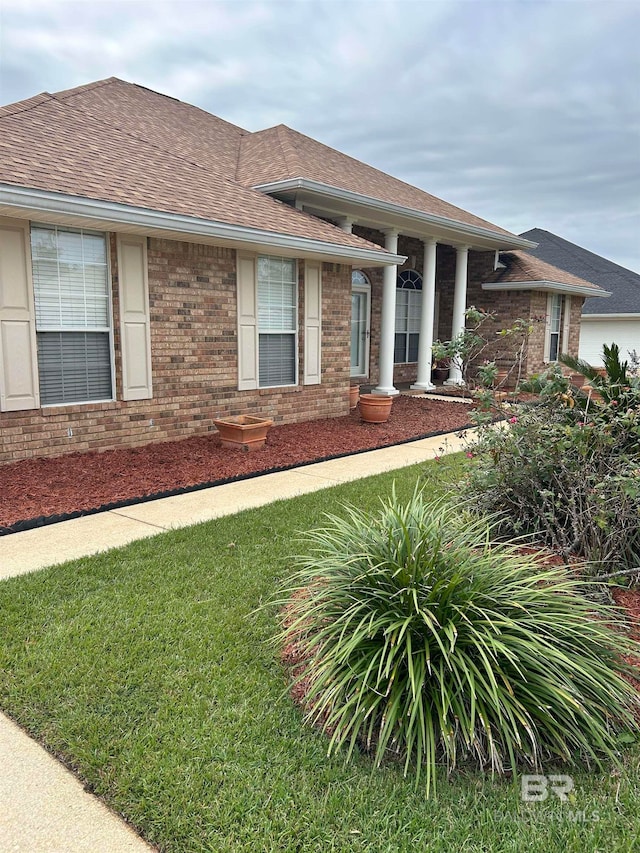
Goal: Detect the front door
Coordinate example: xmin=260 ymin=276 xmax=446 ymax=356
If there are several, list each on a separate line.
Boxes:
xmin=350 ymin=285 xmax=370 ymax=377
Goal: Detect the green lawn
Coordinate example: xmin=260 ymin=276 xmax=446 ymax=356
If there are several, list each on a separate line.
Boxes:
xmin=0 ymin=459 xmax=638 ymax=852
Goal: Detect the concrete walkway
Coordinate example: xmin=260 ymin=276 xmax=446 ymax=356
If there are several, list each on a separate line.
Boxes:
xmin=0 ymin=427 xmax=473 ymax=851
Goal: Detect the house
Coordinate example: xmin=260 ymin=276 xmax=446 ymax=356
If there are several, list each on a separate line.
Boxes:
xmin=0 ymin=78 xmax=608 ymax=463
xmin=520 ymin=228 xmax=640 ymax=367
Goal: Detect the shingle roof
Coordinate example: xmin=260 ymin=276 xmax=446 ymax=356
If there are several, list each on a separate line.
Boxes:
xmin=236 ymin=124 xmax=518 ymax=238
xmin=520 ymin=228 xmax=640 ymax=315
xmin=0 ymin=76 xmax=524 ymax=252
xmin=0 ymin=79 xmax=384 ymax=253
xmin=485 ymin=250 xmax=606 ymax=293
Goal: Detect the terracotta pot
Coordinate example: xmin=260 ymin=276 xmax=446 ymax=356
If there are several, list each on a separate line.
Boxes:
xmin=358 ymin=394 xmax=393 ymax=424
xmin=213 ymin=415 xmax=274 ymax=451
xmin=349 ymin=385 xmax=360 ymax=409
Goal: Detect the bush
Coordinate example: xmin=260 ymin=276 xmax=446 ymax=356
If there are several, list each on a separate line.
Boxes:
xmin=279 ymin=491 xmax=639 ymax=795
xmin=468 ymin=345 xmax=640 ymax=576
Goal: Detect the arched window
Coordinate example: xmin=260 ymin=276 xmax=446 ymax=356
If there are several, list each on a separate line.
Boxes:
xmin=395 ymin=269 xmax=422 ymax=363
xmin=352 ymin=270 xmax=370 ymax=287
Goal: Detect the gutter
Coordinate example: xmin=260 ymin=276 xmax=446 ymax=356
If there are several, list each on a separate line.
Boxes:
xmin=482 ymin=279 xmax=611 ymax=298
xmin=581 ymin=312 xmax=640 ymax=319
xmin=253 ymin=177 xmax=537 ymax=250
xmin=0 ymin=184 xmax=405 ymax=266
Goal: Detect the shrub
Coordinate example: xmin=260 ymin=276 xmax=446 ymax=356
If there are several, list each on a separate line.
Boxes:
xmin=279 ymin=491 xmax=639 ymax=795
xmin=468 ymin=344 xmax=640 ymax=575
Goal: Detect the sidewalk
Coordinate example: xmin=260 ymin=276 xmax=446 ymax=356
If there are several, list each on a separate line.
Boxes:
xmin=0 ymin=428 xmax=473 ymax=851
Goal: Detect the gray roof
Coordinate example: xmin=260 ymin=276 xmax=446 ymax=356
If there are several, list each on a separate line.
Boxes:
xmin=519 ymin=228 xmax=640 ymax=315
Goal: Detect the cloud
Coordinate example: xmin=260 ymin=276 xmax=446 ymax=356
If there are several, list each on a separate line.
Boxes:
xmin=0 ymin=0 xmax=638 ymax=271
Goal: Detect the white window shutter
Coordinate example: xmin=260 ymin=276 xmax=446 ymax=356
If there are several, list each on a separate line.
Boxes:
xmin=117 ymin=234 xmax=152 ymax=400
xmin=237 ymin=253 xmax=258 ymax=390
xmin=0 ymin=217 xmax=39 ymax=411
xmin=304 ymin=261 xmax=321 ymax=385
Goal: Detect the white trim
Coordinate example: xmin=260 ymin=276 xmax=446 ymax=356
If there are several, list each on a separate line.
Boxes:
xmin=253 ymin=177 xmax=536 ymax=250
xmin=350 ymin=277 xmax=371 ymax=379
xmin=0 ymin=184 xmax=405 ymax=267
xmin=303 ymin=261 xmax=322 ymax=385
xmin=561 ymin=294 xmax=571 ymax=355
xmin=482 ymin=279 xmax=611 ymax=298
xmin=582 ymin=312 xmax=640 ymax=320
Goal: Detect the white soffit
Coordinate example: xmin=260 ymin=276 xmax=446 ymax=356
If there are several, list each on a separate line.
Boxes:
xmin=482 ymin=279 xmax=611 ymax=298
xmin=254 ymin=178 xmax=537 ymax=251
xmin=0 ymin=184 xmax=405 ymax=267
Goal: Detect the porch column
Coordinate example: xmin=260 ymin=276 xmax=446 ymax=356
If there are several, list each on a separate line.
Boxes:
xmin=338 ymin=217 xmax=354 ymax=233
xmin=411 ymin=237 xmax=437 ymax=391
xmin=373 ymin=229 xmax=400 ymax=396
xmin=445 ymin=245 xmax=469 ymax=386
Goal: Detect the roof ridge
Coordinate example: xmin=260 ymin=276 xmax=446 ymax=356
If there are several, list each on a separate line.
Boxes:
xmin=52 ymin=77 xmax=119 ymax=100
xmin=274 ymin=124 xmax=301 ymax=176
xmin=0 ymin=92 xmax=55 ymax=119
xmin=47 ymin=89 xmax=243 ymax=181
xmin=56 ymin=77 xmax=249 ymax=137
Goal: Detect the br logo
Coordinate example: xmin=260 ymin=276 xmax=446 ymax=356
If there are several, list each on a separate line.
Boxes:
xmin=521 ymin=774 xmax=574 ymax=802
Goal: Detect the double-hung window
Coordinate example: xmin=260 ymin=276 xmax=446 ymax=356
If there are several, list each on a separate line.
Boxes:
xmin=394 ymin=269 xmax=422 ymax=363
xmin=257 ymin=256 xmax=297 ymax=387
xmin=546 ymin=293 xmax=564 ymax=362
xmin=30 ymin=224 xmax=113 ymax=405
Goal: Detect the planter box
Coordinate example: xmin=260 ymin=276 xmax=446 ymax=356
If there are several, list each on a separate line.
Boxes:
xmin=213 ymin=415 xmax=274 ymax=451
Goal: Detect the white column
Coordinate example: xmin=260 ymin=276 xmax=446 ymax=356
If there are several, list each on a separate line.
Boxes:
xmin=373 ymin=229 xmax=400 ymax=396
xmin=411 ymin=237 xmax=437 ymax=391
xmin=445 ymin=245 xmax=469 ymax=386
xmin=338 ymin=217 xmax=354 ymax=233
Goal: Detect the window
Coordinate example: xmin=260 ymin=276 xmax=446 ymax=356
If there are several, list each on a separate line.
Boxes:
xmin=30 ymin=224 xmax=112 ymax=405
xmin=257 ymin=255 xmax=297 ymax=387
xmin=394 ymin=269 xmax=422 ymax=363
xmin=546 ymin=293 xmax=564 ymax=362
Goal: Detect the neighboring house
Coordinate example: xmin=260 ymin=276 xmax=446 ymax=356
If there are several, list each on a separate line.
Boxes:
xmin=520 ymin=228 xmax=639 ymax=366
xmin=0 ymin=78 xmax=607 ymax=463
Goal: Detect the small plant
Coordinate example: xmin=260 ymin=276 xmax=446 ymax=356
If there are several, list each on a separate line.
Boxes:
xmin=431 ymin=307 xmax=534 ymax=390
xmin=278 ymin=490 xmax=640 ymax=795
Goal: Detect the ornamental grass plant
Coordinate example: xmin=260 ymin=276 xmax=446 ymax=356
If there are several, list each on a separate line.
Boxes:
xmin=279 ymin=490 xmax=639 ymax=796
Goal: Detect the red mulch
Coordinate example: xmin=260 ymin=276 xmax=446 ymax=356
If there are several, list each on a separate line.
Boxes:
xmin=0 ymin=396 xmax=473 ymax=532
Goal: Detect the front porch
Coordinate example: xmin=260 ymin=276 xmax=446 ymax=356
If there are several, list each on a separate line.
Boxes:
xmin=349 ymin=229 xmax=502 ymax=393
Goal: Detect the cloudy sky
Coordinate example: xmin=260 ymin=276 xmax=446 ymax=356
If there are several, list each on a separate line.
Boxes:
xmin=1 ymin=0 xmax=639 ymax=271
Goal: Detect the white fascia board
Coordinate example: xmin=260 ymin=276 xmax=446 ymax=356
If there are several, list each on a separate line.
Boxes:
xmin=253 ymin=177 xmax=537 ymax=250
xmin=582 ymin=312 xmax=640 ymax=319
xmin=0 ymin=184 xmax=405 ymax=267
xmin=482 ymin=279 xmax=611 ymax=298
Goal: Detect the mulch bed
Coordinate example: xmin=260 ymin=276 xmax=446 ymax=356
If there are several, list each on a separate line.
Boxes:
xmin=1 ymin=396 xmax=474 ymax=535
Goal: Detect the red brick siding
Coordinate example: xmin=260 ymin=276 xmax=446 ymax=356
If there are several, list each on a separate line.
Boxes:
xmin=0 ymin=236 xmax=352 ymax=463
xmin=526 ymin=291 xmax=584 ymax=374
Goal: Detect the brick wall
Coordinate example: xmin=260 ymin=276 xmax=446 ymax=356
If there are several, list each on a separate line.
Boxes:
xmin=0 ymin=236 xmax=353 ymax=463
xmin=526 ymin=291 xmax=584 ymax=374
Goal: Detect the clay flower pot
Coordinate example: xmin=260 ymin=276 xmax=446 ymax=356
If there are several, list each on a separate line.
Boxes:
xmin=213 ymin=415 xmax=274 ymax=451
xmin=358 ymin=394 xmax=393 ymax=424
xmin=349 ymin=384 xmax=360 ymax=409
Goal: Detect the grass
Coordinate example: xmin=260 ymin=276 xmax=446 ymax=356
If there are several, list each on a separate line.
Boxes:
xmin=0 ymin=457 xmax=639 ymax=852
